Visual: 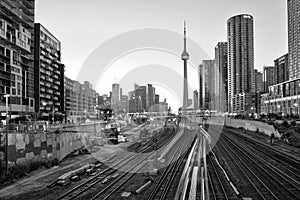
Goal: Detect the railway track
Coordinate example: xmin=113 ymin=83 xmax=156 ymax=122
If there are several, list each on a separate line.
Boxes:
xmin=55 ymin=125 xmax=177 ymax=200
xmin=207 ymin=152 xmax=232 ymax=200
xmin=222 ymin=130 xmax=300 ymax=199
xmin=145 ymin=132 xmax=194 ymax=200
xmin=227 ymin=128 xmax=300 ymax=179
xmin=91 ymin=126 xmax=179 ymax=200
xmin=216 ymin=129 xmax=300 ymax=200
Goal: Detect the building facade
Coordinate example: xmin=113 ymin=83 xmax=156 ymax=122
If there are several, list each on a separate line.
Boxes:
xmin=261 ymin=77 xmax=300 ymax=117
xmin=135 ymin=85 xmax=147 ymax=112
xmin=147 ymin=84 xmax=155 ymax=112
xmin=111 ymin=83 xmax=120 ymax=113
xmin=263 ymin=66 xmax=275 ymax=93
xmin=287 ymin=0 xmax=300 ymax=80
xmin=253 ymin=69 xmax=263 ymax=93
xmin=199 ymin=60 xmax=216 ymax=111
xmin=0 ymin=0 xmax=35 ymax=116
xmin=274 ymin=53 xmax=289 ymax=84
xmin=193 ymin=90 xmax=198 ymax=111
xmin=227 ymin=14 xmax=255 ymax=115
xmin=65 ymin=77 xmax=98 ymax=122
xmin=34 ymin=23 xmax=65 ymax=120
xmin=215 ymin=42 xmax=228 ymax=113
xmin=120 ymin=95 xmax=128 ymax=113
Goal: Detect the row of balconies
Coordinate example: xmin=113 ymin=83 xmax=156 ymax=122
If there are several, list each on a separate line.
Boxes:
xmin=1 ymin=0 xmax=34 ymax=26
xmin=40 ymin=39 xmax=60 ymax=56
xmin=0 ymin=17 xmax=32 ymax=53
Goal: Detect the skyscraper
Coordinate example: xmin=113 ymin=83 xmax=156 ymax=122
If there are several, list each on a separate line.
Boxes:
xmin=263 ymin=66 xmax=275 ymax=93
xmin=199 ymin=60 xmax=216 ymax=111
xmin=215 ymin=42 xmax=228 ymax=112
xmin=0 ymin=0 xmax=35 ymax=115
xmin=111 ymin=83 xmax=120 ymax=112
xmin=193 ymin=90 xmax=199 ymax=111
xmin=147 ymin=84 xmax=155 ymax=111
xmin=227 ymin=14 xmax=255 ymax=115
xmin=288 ymin=0 xmax=300 ymax=80
xmin=274 ymin=53 xmax=289 ymax=84
xmin=253 ymin=70 xmax=263 ymax=93
xmin=135 ymin=85 xmax=147 ymax=112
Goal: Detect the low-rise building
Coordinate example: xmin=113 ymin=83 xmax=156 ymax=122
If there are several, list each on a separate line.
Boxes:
xmin=65 ymin=77 xmax=98 ymax=122
xmin=261 ymin=78 xmax=300 ymax=117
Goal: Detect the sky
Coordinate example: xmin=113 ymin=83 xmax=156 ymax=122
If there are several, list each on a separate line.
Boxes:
xmin=35 ymin=0 xmax=288 ymax=111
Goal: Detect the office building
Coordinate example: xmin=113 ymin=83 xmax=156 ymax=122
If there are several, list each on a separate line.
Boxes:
xmin=65 ymin=77 xmax=98 ymax=122
xmin=261 ymin=78 xmax=300 ymax=116
xmin=135 ymin=85 xmax=147 ymax=112
xmin=34 ymin=23 xmax=65 ymax=120
xmin=274 ymin=53 xmax=289 ymax=84
xmin=215 ymin=42 xmax=228 ymax=112
xmin=155 ymin=94 xmax=159 ymax=105
xmin=120 ymin=95 xmax=128 ymax=113
xmin=253 ymin=70 xmax=263 ymax=93
xmin=287 ymin=0 xmax=300 ymax=80
xmin=199 ymin=60 xmax=216 ymax=111
xmin=111 ymin=83 xmax=120 ymax=113
xmin=193 ymin=90 xmax=198 ymax=111
xmin=0 ymin=0 xmax=35 ymax=115
xmin=147 ymin=84 xmax=155 ymax=112
xmin=227 ymin=14 xmax=255 ymax=115
xmin=263 ymin=66 xmax=275 ymax=93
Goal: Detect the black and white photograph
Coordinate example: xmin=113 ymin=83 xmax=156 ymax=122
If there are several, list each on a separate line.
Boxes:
xmin=0 ymin=0 xmax=300 ymax=199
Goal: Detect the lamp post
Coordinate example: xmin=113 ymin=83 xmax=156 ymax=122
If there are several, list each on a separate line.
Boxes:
xmin=293 ymin=103 xmax=298 ymax=119
xmin=42 ymin=101 xmax=54 ymax=124
xmin=4 ymin=94 xmax=10 ymax=174
xmin=250 ymin=106 xmax=254 ymax=119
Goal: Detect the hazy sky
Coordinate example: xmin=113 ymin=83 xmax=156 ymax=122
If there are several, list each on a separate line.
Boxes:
xmin=35 ymin=0 xmax=288 ymax=110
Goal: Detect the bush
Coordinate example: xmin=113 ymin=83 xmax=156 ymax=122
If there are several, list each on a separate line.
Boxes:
xmin=291 ymin=121 xmax=296 ymax=126
xmin=282 ymin=120 xmax=289 ymax=127
xmin=289 ymin=136 xmax=300 ymax=147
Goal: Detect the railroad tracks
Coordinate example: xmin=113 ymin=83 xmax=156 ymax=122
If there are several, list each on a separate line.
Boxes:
xmin=55 ymin=125 xmax=177 ymax=200
xmin=207 ymin=152 xmax=234 ymax=200
xmin=215 ymin=129 xmax=300 ymax=199
xmin=145 ymin=131 xmax=194 ymax=200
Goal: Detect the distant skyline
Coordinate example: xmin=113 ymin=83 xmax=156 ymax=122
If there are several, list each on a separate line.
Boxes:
xmin=35 ymin=0 xmax=288 ymax=110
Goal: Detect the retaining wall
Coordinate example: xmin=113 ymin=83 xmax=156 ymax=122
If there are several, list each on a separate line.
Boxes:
xmin=1 ymin=123 xmax=104 ymax=168
xmin=225 ymin=118 xmax=280 ymax=137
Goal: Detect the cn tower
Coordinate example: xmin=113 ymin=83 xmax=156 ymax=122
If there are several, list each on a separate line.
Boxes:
xmin=181 ymin=21 xmax=189 ymax=111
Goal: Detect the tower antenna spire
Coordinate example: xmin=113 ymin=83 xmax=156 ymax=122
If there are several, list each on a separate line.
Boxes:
xmin=184 ymin=20 xmax=187 ymax=51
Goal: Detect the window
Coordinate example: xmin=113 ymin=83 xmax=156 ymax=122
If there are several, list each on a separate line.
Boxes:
xmin=30 ymin=99 xmax=34 ymax=107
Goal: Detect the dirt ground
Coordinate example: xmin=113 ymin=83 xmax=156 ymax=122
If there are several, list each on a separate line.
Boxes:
xmin=0 ymin=122 xmax=157 ymax=200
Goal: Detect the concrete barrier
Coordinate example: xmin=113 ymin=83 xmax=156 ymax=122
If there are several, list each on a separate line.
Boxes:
xmin=225 ymin=118 xmax=280 ymax=137
xmin=1 ymin=124 xmax=100 ymax=168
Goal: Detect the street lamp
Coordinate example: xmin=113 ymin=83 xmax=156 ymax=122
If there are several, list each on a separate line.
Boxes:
xmin=4 ymin=94 xmax=10 ymax=127
xmin=294 ymin=103 xmax=298 ymax=118
xmin=4 ymin=94 xmax=10 ymax=174
xmin=42 ymin=101 xmax=54 ymax=123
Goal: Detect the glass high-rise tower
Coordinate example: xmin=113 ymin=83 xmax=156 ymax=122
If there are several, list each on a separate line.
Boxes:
xmin=288 ymin=0 xmax=300 ymax=80
xmin=227 ymin=14 xmax=255 ymax=115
